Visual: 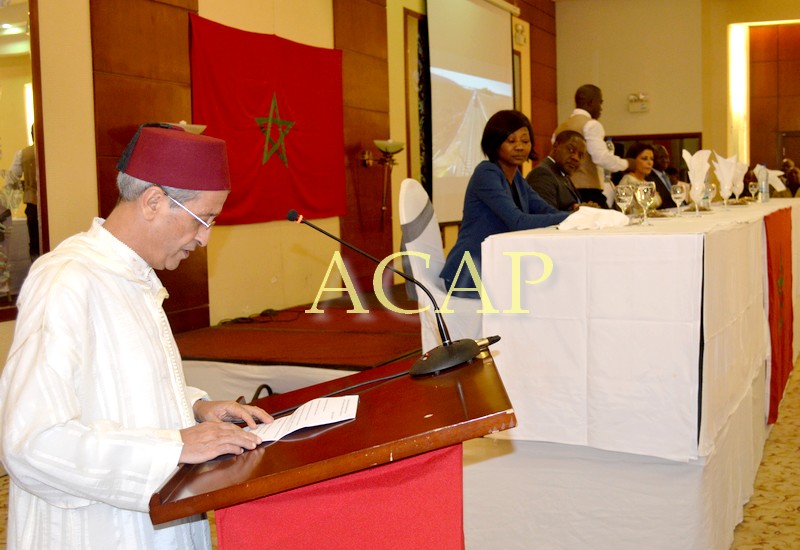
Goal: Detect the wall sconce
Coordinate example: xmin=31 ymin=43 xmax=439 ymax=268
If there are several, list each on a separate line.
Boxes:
xmin=360 ymin=139 xmax=405 ymax=226
xmin=514 ymin=23 xmax=527 ymax=46
xmin=627 ymin=92 xmax=650 ymax=113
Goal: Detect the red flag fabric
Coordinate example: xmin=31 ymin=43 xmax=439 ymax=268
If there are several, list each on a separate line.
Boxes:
xmin=764 ymin=208 xmax=794 ymax=424
xmin=190 ymin=15 xmax=346 ymax=225
xmin=215 ymin=445 xmax=464 ymax=549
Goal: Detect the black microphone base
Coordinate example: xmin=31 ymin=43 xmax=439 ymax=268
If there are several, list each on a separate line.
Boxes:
xmin=410 ymin=339 xmax=481 ymax=377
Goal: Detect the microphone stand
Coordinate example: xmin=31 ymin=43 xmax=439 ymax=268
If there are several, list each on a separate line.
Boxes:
xmin=287 ymin=210 xmax=495 ymax=376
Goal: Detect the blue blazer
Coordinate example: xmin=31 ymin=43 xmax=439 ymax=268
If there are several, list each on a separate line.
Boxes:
xmin=440 ymin=160 xmax=570 ymax=293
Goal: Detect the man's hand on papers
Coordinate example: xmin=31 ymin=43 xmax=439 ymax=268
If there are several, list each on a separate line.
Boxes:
xmin=179 ymin=421 xmax=263 ymax=464
xmin=177 ymin=397 xmax=357 ymax=464
xmin=193 ymin=399 xmax=274 ymax=429
xmin=179 ymin=399 xmax=275 ymax=464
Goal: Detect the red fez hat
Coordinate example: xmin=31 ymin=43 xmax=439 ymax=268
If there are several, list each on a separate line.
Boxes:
xmin=117 ymin=123 xmax=231 ymax=191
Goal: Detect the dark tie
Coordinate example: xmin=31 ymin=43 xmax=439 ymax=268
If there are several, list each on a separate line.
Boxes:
xmin=660 ymin=171 xmax=672 ymax=191
xmin=561 ymin=171 xmax=581 ymax=203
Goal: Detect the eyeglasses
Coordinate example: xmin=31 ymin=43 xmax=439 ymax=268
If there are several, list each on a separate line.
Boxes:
xmin=162 ymin=191 xmax=215 ymax=230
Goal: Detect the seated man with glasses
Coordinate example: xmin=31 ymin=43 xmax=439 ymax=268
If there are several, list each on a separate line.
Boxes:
xmin=0 ymin=123 xmax=273 ymax=549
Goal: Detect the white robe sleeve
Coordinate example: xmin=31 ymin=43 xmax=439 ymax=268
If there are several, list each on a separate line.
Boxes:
xmin=583 ymin=119 xmax=629 ymax=173
xmin=0 ymin=260 xmax=186 ymax=513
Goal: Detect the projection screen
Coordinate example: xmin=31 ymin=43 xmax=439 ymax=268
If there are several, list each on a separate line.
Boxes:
xmin=427 ymin=0 xmax=515 ymax=223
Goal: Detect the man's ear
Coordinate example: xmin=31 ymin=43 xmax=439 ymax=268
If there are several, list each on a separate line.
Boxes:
xmin=140 ymin=186 xmax=164 ymax=222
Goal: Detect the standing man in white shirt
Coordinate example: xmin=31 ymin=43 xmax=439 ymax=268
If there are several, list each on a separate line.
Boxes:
xmin=553 ymin=84 xmax=632 ymax=208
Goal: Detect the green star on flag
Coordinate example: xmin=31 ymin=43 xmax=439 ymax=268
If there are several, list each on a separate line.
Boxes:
xmin=256 ymin=93 xmax=295 ymax=166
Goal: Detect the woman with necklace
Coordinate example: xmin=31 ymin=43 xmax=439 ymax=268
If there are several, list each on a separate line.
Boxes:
xmin=617 ymin=142 xmax=663 ymax=212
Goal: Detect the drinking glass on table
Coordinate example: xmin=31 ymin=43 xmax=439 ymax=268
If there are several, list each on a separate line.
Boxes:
xmin=748 ymin=180 xmax=759 ymax=201
xmin=670 ymin=182 xmax=686 ymax=216
xmin=690 ymin=184 xmax=704 ymax=216
xmin=719 ymin=183 xmax=732 ymax=208
xmin=634 ymin=181 xmax=656 ymax=226
xmin=707 ymin=182 xmax=718 ymax=205
xmin=615 ymin=184 xmax=634 ymax=216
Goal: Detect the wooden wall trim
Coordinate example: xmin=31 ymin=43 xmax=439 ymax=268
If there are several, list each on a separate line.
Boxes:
xmin=333 ymin=0 xmax=392 ymax=291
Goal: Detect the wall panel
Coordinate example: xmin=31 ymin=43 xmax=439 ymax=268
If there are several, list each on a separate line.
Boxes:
xmin=91 ymin=0 xmax=191 ymax=82
xmin=750 ymin=23 xmax=800 ymax=168
xmin=519 ymin=0 xmax=558 ymax=165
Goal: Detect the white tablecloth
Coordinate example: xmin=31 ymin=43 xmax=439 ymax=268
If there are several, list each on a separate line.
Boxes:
xmin=182 ymin=361 xmax=355 ymax=401
xmin=481 ymin=201 xmax=797 ymax=461
xmin=463 ymin=358 xmax=765 ymax=549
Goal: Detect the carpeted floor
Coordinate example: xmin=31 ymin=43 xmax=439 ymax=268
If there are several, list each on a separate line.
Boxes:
xmin=1 ymin=366 xmax=798 ymax=549
xmin=730 ymin=365 xmax=800 ymax=549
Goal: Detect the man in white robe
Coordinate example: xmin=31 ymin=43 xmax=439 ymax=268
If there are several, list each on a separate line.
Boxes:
xmin=0 ymin=124 xmax=273 ymax=549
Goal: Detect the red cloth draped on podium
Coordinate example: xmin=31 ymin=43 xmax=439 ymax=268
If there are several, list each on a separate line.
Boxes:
xmin=764 ymin=207 xmax=794 ymax=424
xmin=215 ymin=445 xmax=464 ymax=549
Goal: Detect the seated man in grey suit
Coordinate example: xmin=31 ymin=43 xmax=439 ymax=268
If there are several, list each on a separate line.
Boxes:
xmin=526 ymin=130 xmax=587 ymax=211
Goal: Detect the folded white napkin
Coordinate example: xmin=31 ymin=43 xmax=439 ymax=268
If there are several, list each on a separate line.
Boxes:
xmin=769 ymin=169 xmax=786 ymax=191
xmin=557 ymin=206 xmax=629 ymax=230
xmin=712 ymin=151 xmax=737 ymax=199
xmin=754 ymin=164 xmax=786 ymax=192
xmin=682 ymin=149 xmax=711 ymax=203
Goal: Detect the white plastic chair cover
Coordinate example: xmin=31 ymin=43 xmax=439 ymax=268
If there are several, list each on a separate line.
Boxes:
xmin=398 ymin=178 xmax=482 ymax=352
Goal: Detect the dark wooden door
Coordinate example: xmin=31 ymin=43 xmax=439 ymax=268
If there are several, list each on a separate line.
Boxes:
xmin=779 ymin=132 xmax=800 ymax=166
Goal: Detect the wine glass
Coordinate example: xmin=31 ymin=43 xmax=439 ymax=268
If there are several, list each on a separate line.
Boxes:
xmin=689 ymin=184 xmax=704 ymax=216
xmin=707 ymin=182 xmax=718 ymax=207
xmin=670 ymin=182 xmax=686 ymax=216
xmin=748 ymin=180 xmax=759 ymax=201
xmin=634 ymin=182 xmax=656 ymax=225
xmin=615 ymin=184 xmax=634 ymax=216
xmin=719 ymin=182 xmax=733 ymax=208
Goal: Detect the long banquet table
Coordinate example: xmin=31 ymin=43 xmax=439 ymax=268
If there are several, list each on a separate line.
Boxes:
xmin=463 ymin=199 xmax=800 ymax=549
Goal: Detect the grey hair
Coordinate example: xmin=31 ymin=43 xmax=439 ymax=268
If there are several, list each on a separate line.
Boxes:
xmin=116 ymin=172 xmax=201 ymax=203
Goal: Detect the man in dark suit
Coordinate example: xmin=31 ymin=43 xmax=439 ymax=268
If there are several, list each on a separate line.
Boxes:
xmin=646 ymin=144 xmax=676 ymax=209
xmin=526 ymin=130 xmax=587 ymax=211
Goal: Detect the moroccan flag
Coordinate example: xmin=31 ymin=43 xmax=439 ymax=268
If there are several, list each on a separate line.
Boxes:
xmin=764 ymin=208 xmax=794 ymax=424
xmin=190 ymin=15 xmax=346 ymax=224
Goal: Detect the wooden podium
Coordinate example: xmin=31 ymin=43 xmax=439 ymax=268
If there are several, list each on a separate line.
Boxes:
xmin=149 ymin=350 xmax=515 ymax=548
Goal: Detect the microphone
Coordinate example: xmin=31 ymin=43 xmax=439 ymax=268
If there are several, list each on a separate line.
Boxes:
xmin=286 ymin=209 xmax=499 ymax=376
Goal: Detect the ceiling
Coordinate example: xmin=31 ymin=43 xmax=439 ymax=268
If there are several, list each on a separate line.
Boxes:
xmin=0 ymin=0 xmax=29 ymax=58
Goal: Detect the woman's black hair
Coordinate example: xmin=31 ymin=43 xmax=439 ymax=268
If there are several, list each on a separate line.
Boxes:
xmin=625 ymin=142 xmax=655 ymax=161
xmin=481 ymin=110 xmax=537 ymax=163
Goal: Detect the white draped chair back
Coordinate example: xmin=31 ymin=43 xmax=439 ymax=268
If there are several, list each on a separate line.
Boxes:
xmin=398 ymin=178 xmax=482 ymax=352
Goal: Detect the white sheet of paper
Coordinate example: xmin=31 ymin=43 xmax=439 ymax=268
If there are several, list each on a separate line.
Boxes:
xmin=248 ymin=395 xmax=358 ymax=442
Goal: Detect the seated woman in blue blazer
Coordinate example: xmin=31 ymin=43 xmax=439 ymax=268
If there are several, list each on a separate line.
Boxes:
xmin=440 ymin=110 xmax=571 ymax=297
